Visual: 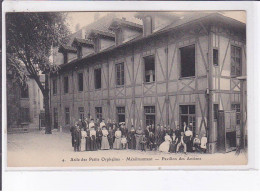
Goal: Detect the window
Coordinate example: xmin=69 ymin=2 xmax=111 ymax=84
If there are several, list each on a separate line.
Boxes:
xmin=117 ymin=107 xmax=125 ymax=123
xmin=231 ymin=104 xmax=240 ymax=125
xmin=144 ymin=55 xmax=155 ymax=83
xmin=144 ymin=106 xmax=156 ymax=127
xmin=213 ymin=49 xmax=219 ymax=66
xmin=65 ymin=107 xmax=70 ymax=125
xmin=179 ymin=105 xmax=196 ymax=132
xmin=144 ymin=16 xmax=152 ymax=36
xmin=20 ymin=107 xmax=30 ymax=123
xmin=94 ymin=68 xmax=101 ymax=89
xmin=21 ymin=84 xmax=29 ymax=98
xmin=64 ymin=76 xmax=69 ymax=94
xmin=95 ymin=107 xmax=102 ymax=120
xmin=53 ymin=79 xmax=57 ymax=95
xmin=53 ymin=108 xmax=58 ymax=128
xmin=78 ymin=107 xmax=84 ymax=121
xmin=78 ymin=73 xmax=84 ymax=92
xmin=115 ymin=63 xmax=124 ymax=86
xmin=180 ymin=45 xmax=195 ymax=78
xmin=231 ymin=45 xmax=241 ymax=76
xmin=214 ymin=104 xmax=219 ymax=120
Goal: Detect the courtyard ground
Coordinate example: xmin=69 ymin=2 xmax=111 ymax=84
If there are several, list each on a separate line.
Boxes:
xmin=6 ymin=130 xmax=248 ymax=168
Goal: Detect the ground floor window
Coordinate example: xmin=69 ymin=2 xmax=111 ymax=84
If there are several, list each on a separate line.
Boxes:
xmin=117 ymin=107 xmax=125 ymax=123
xmin=20 ymin=107 xmax=30 ymax=123
xmin=179 ymin=105 xmax=196 ymax=132
xmin=78 ymin=107 xmax=84 ymax=121
xmin=214 ymin=104 xmax=219 ymax=120
xmin=53 ymin=108 xmax=58 ymax=128
xmin=144 ymin=106 xmax=156 ymax=127
xmin=65 ymin=107 xmax=70 ymax=125
xmin=231 ymin=104 xmax=240 ymax=125
xmin=95 ymin=107 xmax=102 ymax=120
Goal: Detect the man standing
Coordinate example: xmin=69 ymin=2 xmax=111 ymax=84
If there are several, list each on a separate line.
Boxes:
xmin=176 ymin=132 xmax=187 ymax=154
xmin=73 ymin=125 xmax=82 ymax=152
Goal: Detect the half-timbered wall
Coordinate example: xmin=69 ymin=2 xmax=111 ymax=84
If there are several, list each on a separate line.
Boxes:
xmin=50 ymin=21 xmax=246 ymax=142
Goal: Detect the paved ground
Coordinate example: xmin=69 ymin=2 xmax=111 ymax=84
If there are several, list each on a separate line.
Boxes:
xmin=7 ymin=131 xmax=248 ymax=168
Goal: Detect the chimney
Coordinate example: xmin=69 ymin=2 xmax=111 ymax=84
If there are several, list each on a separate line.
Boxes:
xmin=94 ymin=13 xmax=100 ymax=21
xmin=75 ymin=23 xmax=80 ymax=32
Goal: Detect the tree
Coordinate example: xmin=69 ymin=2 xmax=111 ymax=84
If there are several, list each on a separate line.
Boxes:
xmin=6 ymin=12 xmax=70 ymax=134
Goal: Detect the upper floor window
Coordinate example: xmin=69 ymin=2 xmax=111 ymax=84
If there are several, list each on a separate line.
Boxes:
xmin=180 ymin=45 xmax=195 ymax=78
xmin=144 ymin=55 xmax=155 ymax=83
xmin=64 ymin=76 xmax=69 ymax=94
xmin=213 ymin=49 xmax=219 ymax=66
xmin=53 ymin=79 xmax=57 ymax=95
xmin=94 ymin=68 xmax=101 ymax=89
xmin=115 ymin=63 xmax=124 ymax=86
xmin=78 ymin=73 xmax=83 ymax=92
xmin=20 ymin=84 xmax=29 ymax=98
xmin=231 ymin=45 xmax=241 ymax=76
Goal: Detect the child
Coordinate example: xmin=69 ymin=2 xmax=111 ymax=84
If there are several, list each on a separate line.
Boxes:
xmin=193 ymin=134 xmax=201 ymax=152
xmin=140 ymin=134 xmax=147 ymax=152
xmin=121 ymin=135 xmax=127 ymax=149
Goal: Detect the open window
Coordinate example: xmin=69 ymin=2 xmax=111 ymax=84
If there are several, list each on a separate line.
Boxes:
xmin=179 ymin=105 xmax=196 ymax=132
xmin=115 ymin=63 xmax=124 ymax=86
xmin=180 ymin=45 xmax=195 ymax=78
xmin=78 ymin=73 xmax=83 ymax=92
xmin=117 ymin=107 xmax=125 ymax=123
xmin=144 ymin=55 xmax=155 ymax=83
xmin=144 ymin=106 xmax=156 ymax=127
xmin=94 ymin=68 xmax=101 ymax=89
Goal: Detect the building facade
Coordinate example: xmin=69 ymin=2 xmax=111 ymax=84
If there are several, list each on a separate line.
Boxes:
xmin=49 ymin=12 xmax=246 ymax=153
xmin=7 ymin=73 xmax=45 ymax=132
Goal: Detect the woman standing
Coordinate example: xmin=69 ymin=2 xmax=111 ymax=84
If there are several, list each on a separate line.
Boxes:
xmin=90 ymin=126 xmax=97 ymax=151
xmin=85 ymin=128 xmax=91 ymax=151
xmin=159 ymin=133 xmax=172 ymax=153
xmin=135 ymin=126 xmax=143 ymax=150
xmin=101 ymin=126 xmax=110 ymax=150
xmin=128 ymin=125 xmax=136 ymax=150
xmin=113 ymin=128 xmax=122 ymax=150
xmin=184 ymin=127 xmax=193 ymax=152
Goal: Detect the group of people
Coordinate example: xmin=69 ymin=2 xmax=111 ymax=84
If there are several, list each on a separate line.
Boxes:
xmin=70 ymin=118 xmax=207 ymax=154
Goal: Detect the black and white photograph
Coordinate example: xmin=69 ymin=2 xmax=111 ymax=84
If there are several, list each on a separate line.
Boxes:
xmin=4 ymin=9 xmax=247 ymax=167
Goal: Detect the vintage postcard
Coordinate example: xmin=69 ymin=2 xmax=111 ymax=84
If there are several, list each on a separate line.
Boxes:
xmin=4 ymin=9 xmax=248 ymax=168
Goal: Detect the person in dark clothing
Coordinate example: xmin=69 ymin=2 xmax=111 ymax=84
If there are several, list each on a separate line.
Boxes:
xmin=85 ymin=130 xmax=91 ymax=151
xmin=96 ymin=127 xmax=103 ymax=150
xmin=127 ymin=125 xmax=136 ymax=150
xmin=140 ymin=134 xmax=147 ymax=151
xmin=120 ymin=123 xmax=128 ymax=137
xmin=151 ymin=124 xmax=155 ymax=134
xmin=108 ymin=126 xmax=114 ymax=149
xmin=73 ymin=126 xmax=82 ymax=152
xmin=70 ymin=123 xmax=77 ymax=147
xmin=154 ymin=124 xmax=161 ymax=150
xmin=148 ymin=132 xmax=156 ymax=150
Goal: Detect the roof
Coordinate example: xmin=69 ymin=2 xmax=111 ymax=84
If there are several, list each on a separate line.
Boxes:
xmin=72 ymin=38 xmax=94 ymax=47
xmin=109 ymin=18 xmax=143 ymax=31
xmin=58 ymin=45 xmax=77 ymax=53
xmin=88 ymin=29 xmax=115 ymax=39
xmin=58 ymin=12 xmax=246 ymax=71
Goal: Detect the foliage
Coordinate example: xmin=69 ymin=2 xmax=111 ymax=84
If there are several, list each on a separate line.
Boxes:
xmin=6 ymin=12 xmax=70 ymax=89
